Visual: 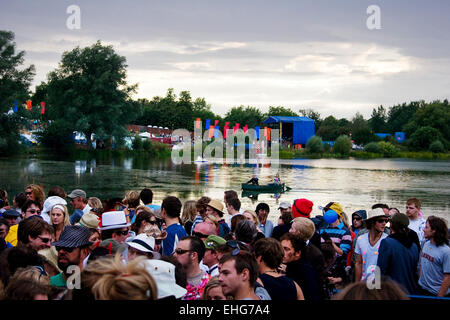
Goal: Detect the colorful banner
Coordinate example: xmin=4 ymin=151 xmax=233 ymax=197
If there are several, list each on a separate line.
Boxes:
xmin=195 ymin=118 xmax=201 ymax=129
xmin=13 ymin=100 xmax=18 ymax=113
xmin=224 ymin=122 xmax=230 ymax=138
xmin=214 ymin=120 xmax=219 ymax=127
xmin=40 ymin=101 xmax=45 ymax=114
xmin=243 ymin=124 xmax=248 ymax=133
xmin=209 ymin=125 xmax=214 ymax=138
xmin=205 ymin=119 xmax=211 ymax=130
xmin=26 ymin=100 xmax=32 ymax=110
xmin=255 ymin=126 xmax=260 ymax=139
xmin=214 ymin=125 xmax=220 ymax=138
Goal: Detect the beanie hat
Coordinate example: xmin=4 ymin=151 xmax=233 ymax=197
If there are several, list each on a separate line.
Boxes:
xmin=292 ymin=198 xmax=314 ymax=218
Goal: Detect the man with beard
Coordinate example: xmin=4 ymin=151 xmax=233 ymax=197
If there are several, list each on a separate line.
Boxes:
xmin=50 ymin=225 xmax=92 ymax=288
xmin=173 ymin=236 xmax=210 ymax=300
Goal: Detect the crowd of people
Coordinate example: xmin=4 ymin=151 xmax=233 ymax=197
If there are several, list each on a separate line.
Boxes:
xmin=0 ymin=184 xmax=449 ymax=301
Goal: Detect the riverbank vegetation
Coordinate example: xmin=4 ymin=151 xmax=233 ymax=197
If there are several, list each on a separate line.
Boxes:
xmin=1 ymin=30 xmax=449 ymax=161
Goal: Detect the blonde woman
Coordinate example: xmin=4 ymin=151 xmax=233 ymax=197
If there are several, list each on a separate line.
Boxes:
xmin=88 ymin=197 xmax=103 ymax=216
xmin=25 ymin=184 xmax=45 ymax=208
xmin=50 ymin=204 xmax=70 ymax=242
xmin=81 ymin=254 xmax=158 ymax=300
xmin=181 ymin=200 xmax=197 ymax=235
xmin=204 ymin=214 xmax=219 ymax=233
xmin=243 ymin=210 xmax=263 ymax=233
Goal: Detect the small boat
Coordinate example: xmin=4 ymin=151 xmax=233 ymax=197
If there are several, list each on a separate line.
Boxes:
xmin=241 ymin=182 xmax=286 ymax=193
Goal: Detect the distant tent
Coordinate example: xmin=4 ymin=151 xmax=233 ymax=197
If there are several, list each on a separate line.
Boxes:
xmin=264 ymin=116 xmax=315 ymax=145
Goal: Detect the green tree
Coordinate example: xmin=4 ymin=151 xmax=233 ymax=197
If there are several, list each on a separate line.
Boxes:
xmin=350 ymin=112 xmax=379 ymax=145
xmin=369 ymin=105 xmax=388 ymax=132
xmin=44 ymin=41 xmax=137 ymax=149
xmin=316 ymin=116 xmax=339 ymax=141
xmin=386 ymin=101 xmax=420 ymax=133
xmin=333 ymin=135 xmax=352 ymax=156
xmin=0 ymin=30 xmax=35 ymax=153
xmin=377 ymin=141 xmax=397 ymax=157
xmin=364 ymin=142 xmax=381 ymax=153
xmin=409 ymin=126 xmax=443 ymax=150
xmin=224 ymin=105 xmax=265 ymax=128
xmin=306 ymin=135 xmax=323 ymax=153
xmin=429 ymin=140 xmax=445 ymax=153
xmin=267 ymin=106 xmax=298 ymax=117
xmin=298 ymin=108 xmax=322 ymax=127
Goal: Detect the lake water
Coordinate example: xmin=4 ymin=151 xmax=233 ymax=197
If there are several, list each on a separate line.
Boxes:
xmin=1 ymin=157 xmax=449 ymax=224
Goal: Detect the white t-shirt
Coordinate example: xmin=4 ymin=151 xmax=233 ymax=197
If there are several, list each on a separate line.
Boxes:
xmin=355 ymin=232 xmax=388 ymax=280
xmin=408 ymin=217 xmax=426 ymax=246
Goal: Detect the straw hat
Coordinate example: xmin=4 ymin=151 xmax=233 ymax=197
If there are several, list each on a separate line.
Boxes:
xmin=99 ymin=211 xmax=131 ymax=231
xmin=143 ymin=224 xmax=167 ymax=240
xmin=207 ymin=199 xmax=225 ymax=216
xmin=364 ymin=208 xmax=386 ymax=221
xmin=38 ymin=246 xmax=62 ymax=273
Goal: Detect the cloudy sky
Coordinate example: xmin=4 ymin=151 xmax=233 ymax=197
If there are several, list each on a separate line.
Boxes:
xmin=1 ymin=0 xmax=449 ymax=119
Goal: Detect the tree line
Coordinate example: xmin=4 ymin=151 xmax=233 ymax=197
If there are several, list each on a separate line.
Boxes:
xmin=1 ymin=30 xmax=448 ymax=154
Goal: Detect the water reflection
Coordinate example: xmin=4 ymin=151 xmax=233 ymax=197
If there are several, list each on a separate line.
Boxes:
xmin=1 ymin=157 xmax=448 ymax=223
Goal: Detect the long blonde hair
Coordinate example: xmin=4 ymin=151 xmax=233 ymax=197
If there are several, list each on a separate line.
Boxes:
xmin=181 ymin=200 xmax=197 ymax=224
xmin=82 ymin=254 xmax=158 ymax=300
xmin=50 ymin=204 xmax=70 ymax=227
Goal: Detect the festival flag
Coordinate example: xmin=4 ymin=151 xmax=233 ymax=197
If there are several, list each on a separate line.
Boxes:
xmin=205 ymin=119 xmax=211 ymax=130
xmin=243 ymin=124 xmax=248 ymax=133
xmin=224 ymin=122 xmax=230 ymax=138
xmin=214 ymin=120 xmax=219 ymax=127
xmin=267 ymin=128 xmax=271 ymax=140
xmin=13 ymin=100 xmax=18 ymax=113
xmin=195 ymin=118 xmax=201 ymax=129
xmin=26 ymin=100 xmax=32 ymax=110
xmin=214 ymin=125 xmax=220 ymax=138
xmin=255 ymin=126 xmax=260 ymax=139
xmin=209 ymin=125 xmax=214 ymax=138
xmin=40 ymin=101 xmax=45 ymax=114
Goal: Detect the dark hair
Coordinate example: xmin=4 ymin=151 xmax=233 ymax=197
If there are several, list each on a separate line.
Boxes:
xmin=160 ymin=255 xmax=187 ymax=288
xmin=253 ymin=238 xmax=284 ymax=269
xmin=14 ymin=193 xmax=27 ymax=209
xmin=131 ymin=211 xmax=157 ymax=233
xmin=162 ymin=196 xmax=182 ymax=218
xmin=47 ymin=186 xmax=67 ymax=198
xmin=17 ymin=217 xmax=54 ymax=245
xmin=332 ymin=278 xmax=409 ymax=300
xmin=235 ymin=220 xmax=257 ymax=244
xmin=255 ymin=203 xmax=270 ymax=213
xmin=196 ymin=196 xmax=211 ymax=216
xmin=21 ymin=199 xmax=42 ymax=213
xmin=0 ymin=246 xmax=45 ymax=287
xmin=219 ymin=251 xmax=258 ymax=288
xmin=231 ymin=214 xmax=246 ymax=233
xmin=181 ymin=236 xmax=206 ymax=263
xmin=280 ymin=211 xmax=293 ymax=225
xmin=372 ymin=203 xmax=389 ymax=210
xmin=4 ymin=277 xmax=50 ymax=300
xmin=280 ymin=232 xmax=306 ymax=253
xmin=140 ymin=188 xmax=153 ymax=205
xmin=427 ymin=216 xmax=449 ymax=246
xmin=224 ymin=190 xmax=238 ymax=204
xmin=0 ymin=218 xmax=10 ymax=231
xmin=227 ymin=197 xmax=241 ymax=211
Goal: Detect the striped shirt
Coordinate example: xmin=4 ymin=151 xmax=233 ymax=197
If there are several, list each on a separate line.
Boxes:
xmin=320 ymin=222 xmax=353 ymax=255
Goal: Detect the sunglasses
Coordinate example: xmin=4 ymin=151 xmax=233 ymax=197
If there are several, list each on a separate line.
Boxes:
xmin=25 ymin=191 xmax=33 ymax=195
xmin=56 ymin=246 xmax=76 ymax=253
xmin=174 ymin=248 xmax=192 ymax=255
xmin=376 ymin=218 xmax=389 ymax=224
xmin=115 ymin=230 xmax=129 ymax=236
xmin=27 ymin=209 xmax=41 ymax=214
xmin=192 ymin=231 xmax=209 ymax=239
xmin=38 ymin=236 xmax=52 ymax=243
xmin=353 ymin=216 xmax=362 ymax=221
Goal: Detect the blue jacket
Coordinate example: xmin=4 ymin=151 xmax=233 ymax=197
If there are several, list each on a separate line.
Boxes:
xmin=377 ymin=235 xmax=419 ymax=295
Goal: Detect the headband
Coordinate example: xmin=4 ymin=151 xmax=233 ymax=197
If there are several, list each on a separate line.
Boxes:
xmin=52 ymin=204 xmax=66 ymax=212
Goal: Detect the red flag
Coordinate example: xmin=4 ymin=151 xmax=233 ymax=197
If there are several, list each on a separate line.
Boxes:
xmin=40 ymin=101 xmax=45 ymax=114
xmin=214 ymin=120 xmax=219 ymax=127
xmin=26 ymin=100 xmax=32 ymax=110
xmin=195 ymin=118 xmax=201 ymax=129
xmin=224 ymin=122 xmax=230 ymax=138
xmin=209 ymin=125 xmax=214 ymax=138
xmin=243 ymin=124 xmax=248 ymax=133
